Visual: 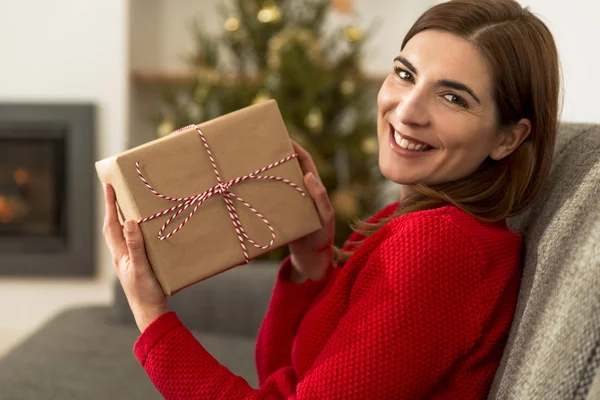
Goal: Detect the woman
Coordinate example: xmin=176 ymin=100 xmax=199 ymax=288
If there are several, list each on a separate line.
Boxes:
xmin=102 ymin=0 xmax=560 ymax=398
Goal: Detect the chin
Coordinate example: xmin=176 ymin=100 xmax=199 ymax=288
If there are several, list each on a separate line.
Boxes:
xmin=378 ymin=162 xmax=423 ymax=185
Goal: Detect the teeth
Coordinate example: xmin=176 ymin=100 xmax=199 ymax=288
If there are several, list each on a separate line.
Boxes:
xmin=393 ymin=130 xmax=430 ymax=152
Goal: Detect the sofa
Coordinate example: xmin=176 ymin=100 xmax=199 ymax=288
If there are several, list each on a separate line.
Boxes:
xmin=0 ymin=123 xmax=599 ymax=399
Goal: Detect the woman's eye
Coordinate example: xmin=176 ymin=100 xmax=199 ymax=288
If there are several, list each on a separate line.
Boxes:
xmin=443 ymin=93 xmax=468 ymax=108
xmin=393 ymin=66 xmax=414 ymax=82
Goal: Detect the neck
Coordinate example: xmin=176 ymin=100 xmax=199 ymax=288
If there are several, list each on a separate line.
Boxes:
xmin=400 ymin=185 xmax=416 ymax=203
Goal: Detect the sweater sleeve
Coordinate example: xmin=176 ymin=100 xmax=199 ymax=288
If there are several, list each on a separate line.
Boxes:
xmin=255 ymin=256 xmax=336 ymax=386
xmin=132 ymin=215 xmax=485 ymax=399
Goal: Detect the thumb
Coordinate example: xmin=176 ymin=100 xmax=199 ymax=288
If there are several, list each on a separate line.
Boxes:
xmin=124 ymin=220 xmax=148 ymax=266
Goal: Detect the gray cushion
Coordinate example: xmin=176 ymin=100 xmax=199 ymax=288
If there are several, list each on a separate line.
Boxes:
xmin=489 ymin=124 xmax=600 ymax=399
xmin=112 ymin=261 xmax=279 ymax=337
xmin=0 ymin=306 xmax=258 ymax=400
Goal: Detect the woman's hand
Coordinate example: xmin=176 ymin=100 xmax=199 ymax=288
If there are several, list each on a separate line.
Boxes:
xmin=288 ymin=141 xmax=336 ymax=283
xmin=102 ymin=183 xmax=168 ymax=333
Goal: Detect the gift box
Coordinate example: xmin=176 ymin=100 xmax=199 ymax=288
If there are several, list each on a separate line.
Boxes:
xmin=95 ymin=100 xmax=321 ymax=295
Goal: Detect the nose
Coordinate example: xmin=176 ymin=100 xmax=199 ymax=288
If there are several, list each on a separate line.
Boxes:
xmin=395 ymin=88 xmax=431 ymax=128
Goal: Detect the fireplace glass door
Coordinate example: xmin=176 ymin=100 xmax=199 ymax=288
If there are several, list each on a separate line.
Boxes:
xmin=0 ymin=133 xmax=67 ymax=250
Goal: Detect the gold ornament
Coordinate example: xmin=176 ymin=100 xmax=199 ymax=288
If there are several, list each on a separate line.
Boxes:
xmin=340 ymin=79 xmax=356 ymax=96
xmin=252 ymin=90 xmax=271 ymax=104
xmin=224 ymin=17 xmax=240 ymax=32
xmin=331 ymin=188 xmax=360 ymax=218
xmin=305 ymin=108 xmax=324 ymax=134
xmin=157 ymin=119 xmax=175 ymax=138
xmin=257 ymin=1 xmax=282 ymax=23
xmin=361 ymin=137 xmax=378 ymax=154
xmin=344 ymin=26 xmax=363 ymax=42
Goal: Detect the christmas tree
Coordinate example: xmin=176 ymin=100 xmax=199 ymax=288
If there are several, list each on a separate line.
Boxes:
xmin=154 ymin=0 xmax=383 ymax=260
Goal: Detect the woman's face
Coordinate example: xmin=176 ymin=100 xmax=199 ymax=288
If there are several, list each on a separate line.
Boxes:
xmin=377 ymin=29 xmax=500 ymax=187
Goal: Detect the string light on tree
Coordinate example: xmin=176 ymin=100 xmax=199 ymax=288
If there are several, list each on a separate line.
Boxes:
xmin=257 ymin=1 xmax=282 ymax=23
xmin=252 ymin=90 xmax=271 ymax=104
xmin=157 ymin=119 xmax=175 ymax=138
xmin=305 ymin=107 xmax=324 ymax=133
xmin=264 ymin=71 xmax=281 ymax=91
xmin=340 ymin=79 xmax=356 ymax=96
xmin=224 ymin=17 xmax=240 ymax=32
xmin=194 ymin=85 xmax=209 ymax=102
xmin=187 ymin=102 xmax=203 ymax=122
xmin=361 ymin=137 xmax=378 ymax=154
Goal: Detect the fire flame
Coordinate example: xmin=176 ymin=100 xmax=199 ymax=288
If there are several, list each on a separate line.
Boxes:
xmin=0 ymin=195 xmax=15 ymax=223
xmin=13 ymin=168 xmax=30 ymax=186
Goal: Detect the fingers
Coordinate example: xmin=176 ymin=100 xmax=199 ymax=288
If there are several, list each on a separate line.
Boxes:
xmin=304 ymin=172 xmax=335 ymax=228
xmin=123 ymin=220 xmax=150 ymax=273
xmin=102 ymin=183 xmax=127 ymax=264
xmin=291 ymin=140 xmax=320 ymax=182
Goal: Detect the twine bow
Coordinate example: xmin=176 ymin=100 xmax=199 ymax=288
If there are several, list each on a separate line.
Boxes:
xmin=135 ymin=124 xmax=306 ymax=263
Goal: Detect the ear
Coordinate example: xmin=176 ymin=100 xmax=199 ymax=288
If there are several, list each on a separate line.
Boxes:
xmin=490 ymin=118 xmax=532 ymax=161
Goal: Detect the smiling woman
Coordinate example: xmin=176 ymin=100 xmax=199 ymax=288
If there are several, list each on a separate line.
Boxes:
xmin=103 ymin=1 xmax=561 ymax=399
xmin=379 ymin=28 xmax=521 ymax=186
xmin=336 ymin=0 xmax=560 ymax=260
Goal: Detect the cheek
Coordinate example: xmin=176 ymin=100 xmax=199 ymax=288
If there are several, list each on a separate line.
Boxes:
xmin=377 ymin=79 xmax=396 ymax=114
xmin=438 ymin=127 xmax=496 ymax=174
xmin=438 ymin=119 xmax=495 ymax=153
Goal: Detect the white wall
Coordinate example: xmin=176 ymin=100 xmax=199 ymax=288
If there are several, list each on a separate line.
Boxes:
xmin=128 ymin=0 xmax=440 ymax=144
xmin=0 ymin=1 xmax=129 ymax=280
xmin=0 ymin=0 xmax=129 ymax=349
xmin=132 ymin=0 xmax=600 ymax=124
xmin=131 ymin=0 xmax=440 ymax=75
xmin=518 ymin=0 xmax=599 ymax=123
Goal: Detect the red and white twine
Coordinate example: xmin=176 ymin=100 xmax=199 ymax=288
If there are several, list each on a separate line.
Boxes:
xmin=135 ymin=124 xmax=305 ymax=263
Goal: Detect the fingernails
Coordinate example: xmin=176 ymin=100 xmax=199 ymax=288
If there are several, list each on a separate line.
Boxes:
xmin=307 ymin=172 xmax=317 ymax=185
xmin=124 ymin=220 xmax=136 ymax=233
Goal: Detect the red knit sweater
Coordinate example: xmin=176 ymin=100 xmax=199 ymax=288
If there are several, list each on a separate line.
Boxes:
xmin=133 ymin=204 xmax=522 ymax=399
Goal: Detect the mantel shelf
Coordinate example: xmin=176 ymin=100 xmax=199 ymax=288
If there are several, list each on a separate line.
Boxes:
xmin=131 ymin=70 xmax=387 ymax=86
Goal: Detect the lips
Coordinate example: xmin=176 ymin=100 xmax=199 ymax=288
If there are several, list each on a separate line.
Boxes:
xmin=389 ymin=124 xmax=435 ymax=149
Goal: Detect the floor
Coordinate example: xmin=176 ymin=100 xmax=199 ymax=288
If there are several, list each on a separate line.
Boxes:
xmin=0 ymin=277 xmax=112 ymax=357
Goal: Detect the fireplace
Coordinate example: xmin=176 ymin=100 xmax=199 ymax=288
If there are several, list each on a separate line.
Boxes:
xmin=0 ymin=104 xmax=95 ymax=276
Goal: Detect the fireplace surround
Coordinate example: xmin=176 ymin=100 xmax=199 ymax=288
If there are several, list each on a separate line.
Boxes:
xmin=0 ymin=103 xmax=96 ymax=276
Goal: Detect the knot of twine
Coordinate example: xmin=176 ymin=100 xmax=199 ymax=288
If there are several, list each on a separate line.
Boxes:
xmin=135 ymin=124 xmax=305 ymax=263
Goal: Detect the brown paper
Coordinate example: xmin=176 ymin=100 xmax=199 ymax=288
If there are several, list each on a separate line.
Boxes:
xmin=96 ymin=100 xmax=321 ymax=295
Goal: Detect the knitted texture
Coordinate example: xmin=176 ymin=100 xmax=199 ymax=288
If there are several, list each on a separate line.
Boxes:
xmin=134 ymin=204 xmax=522 ymax=399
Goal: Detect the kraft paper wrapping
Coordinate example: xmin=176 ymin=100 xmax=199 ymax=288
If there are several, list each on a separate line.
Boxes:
xmin=95 ymin=100 xmax=322 ymax=295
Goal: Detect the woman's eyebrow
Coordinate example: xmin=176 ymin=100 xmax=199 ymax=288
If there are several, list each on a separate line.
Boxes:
xmin=438 ymin=79 xmax=481 ymax=105
xmin=394 ymin=55 xmax=482 ymax=105
xmin=394 ymin=56 xmax=417 ymax=74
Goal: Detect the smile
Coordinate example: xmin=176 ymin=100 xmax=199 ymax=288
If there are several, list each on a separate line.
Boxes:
xmin=388 ymin=124 xmax=435 ymax=156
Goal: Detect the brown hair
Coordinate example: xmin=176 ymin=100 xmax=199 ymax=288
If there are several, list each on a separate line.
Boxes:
xmin=336 ymin=0 xmax=560 ymax=263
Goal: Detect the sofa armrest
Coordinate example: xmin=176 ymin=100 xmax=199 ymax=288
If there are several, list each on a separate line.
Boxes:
xmin=112 ymin=261 xmax=279 ymax=338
